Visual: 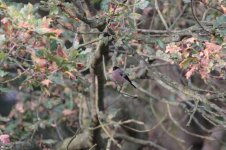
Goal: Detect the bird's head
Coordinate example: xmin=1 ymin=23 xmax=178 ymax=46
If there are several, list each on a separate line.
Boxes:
xmin=113 ymin=66 xmax=119 ymax=71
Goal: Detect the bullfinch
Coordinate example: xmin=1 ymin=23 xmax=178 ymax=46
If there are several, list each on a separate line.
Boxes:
xmin=112 ymin=66 xmax=136 ymax=88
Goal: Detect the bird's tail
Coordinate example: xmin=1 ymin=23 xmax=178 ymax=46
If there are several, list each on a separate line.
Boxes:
xmin=130 ymin=82 xmax=136 ymax=88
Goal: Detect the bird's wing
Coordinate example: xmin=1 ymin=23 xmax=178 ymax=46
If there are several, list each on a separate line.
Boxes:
xmin=118 ymin=69 xmax=130 ymax=81
xmin=119 ymin=70 xmax=125 ymax=77
xmin=118 ymin=69 xmax=136 ymax=88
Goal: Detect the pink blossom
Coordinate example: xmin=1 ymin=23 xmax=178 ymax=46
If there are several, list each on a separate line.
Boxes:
xmin=0 ymin=134 xmax=10 ymax=144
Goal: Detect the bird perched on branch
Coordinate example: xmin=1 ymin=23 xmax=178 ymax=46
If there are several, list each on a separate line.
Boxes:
xmin=112 ymin=66 xmax=136 ymax=89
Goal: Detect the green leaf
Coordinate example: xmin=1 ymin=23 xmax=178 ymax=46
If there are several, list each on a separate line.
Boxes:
xmin=0 ymin=52 xmax=7 ymax=60
xmin=156 ymin=50 xmax=174 ymax=62
xmin=65 ymin=100 xmax=74 ymax=109
xmin=179 ymin=57 xmax=198 ymax=69
xmin=101 ymin=0 xmax=111 ymax=11
xmin=135 ymin=0 xmax=149 ymax=9
xmin=0 ymin=87 xmax=10 ymax=92
xmin=191 ymin=49 xmax=198 ymax=54
xmin=50 ymin=5 xmax=59 ymax=15
xmin=127 ymin=18 xmax=135 ymax=29
xmin=214 ymin=15 xmax=226 ymax=28
xmin=0 ymin=69 xmax=8 ymax=77
xmin=20 ymin=3 xmax=33 ymax=18
xmin=0 ymin=34 xmax=6 ymax=45
xmin=42 ymin=139 xmax=57 ymax=145
xmin=47 ymin=54 xmax=64 ymax=66
xmin=35 ymin=50 xmax=45 ymax=57
xmin=35 ymin=29 xmax=56 ymax=36
xmin=129 ymin=13 xmax=142 ymax=20
xmin=69 ymin=50 xmax=79 ymax=60
xmin=6 ymin=120 xmax=18 ymax=132
xmin=219 ymin=29 xmax=226 ymax=36
xmin=157 ymin=40 xmax=165 ymax=49
xmin=108 ymin=108 xmax=120 ymax=119
xmin=44 ymin=100 xmax=54 ymax=109
xmin=215 ymin=35 xmax=223 ymax=44
xmin=49 ymin=73 xmax=64 ymax=85
xmin=50 ymin=39 xmax=58 ymax=52
xmin=144 ymin=44 xmax=154 ymax=55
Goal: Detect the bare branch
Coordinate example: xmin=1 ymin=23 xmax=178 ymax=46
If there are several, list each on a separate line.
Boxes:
xmin=191 ymin=0 xmax=210 ymax=33
xmin=115 ymin=133 xmax=168 ymax=150
xmin=67 ymin=0 xmax=106 ymax=31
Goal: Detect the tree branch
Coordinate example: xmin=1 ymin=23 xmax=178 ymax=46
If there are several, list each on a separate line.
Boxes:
xmin=89 ymin=35 xmax=113 ymax=149
xmin=114 ymin=133 xmax=167 ymax=150
xmin=191 ymin=0 xmax=210 ymax=33
xmin=68 ymin=0 xmax=106 ymax=31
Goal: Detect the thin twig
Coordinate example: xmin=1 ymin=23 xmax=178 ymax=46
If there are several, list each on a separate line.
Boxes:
xmin=115 ymin=133 xmax=167 ymax=150
xmin=121 ymin=115 xmax=167 ymax=133
xmin=149 ymin=9 xmax=156 ymax=29
xmin=202 ymin=8 xmax=210 ymax=21
xmin=55 ymin=121 xmax=64 ymax=141
xmin=191 ymin=0 xmax=209 ymax=33
xmin=136 ymin=21 xmax=220 ymax=34
xmin=102 ymin=55 xmax=108 ymax=81
xmin=66 ymin=128 xmax=81 ymax=150
xmin=192 ymin=116 xmax=211 ymax=133
xmin=0 ymin=68 xmax=29 ymax=84
xmin=78 ymin=31 xmax=106 ymax=34
xmin=166 ymin=103 xmax=214 ymax=140
xmin=198 ymin=0 xmax=224 ymax=14
xmin=8 ymin=57 xmax=26 ymax=71
xmin=106 ymin=139 xmax=111 ymax=150
xmin=186 ymin=100 xmax=199 ymax=126
xmin=151 ymin=104 xmax=186 ymax=144
xmin=88 ymin=144 xmax=97 ymax=150
xmin=133 ymin=81 xmax=179 ymax=106
xmin=132 ymin=0 xmax=137 ymax=29
xmin=169 ymin=3 xmax=189 ymax=29
xmin=75 ymin=36 xmax=104 ymax=49
xmin=154 ymin=0 xmax=169 ymax=30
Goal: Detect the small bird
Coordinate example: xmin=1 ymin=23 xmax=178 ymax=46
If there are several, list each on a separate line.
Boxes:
xmin=112 ymin=66 xmax=136 ymax=89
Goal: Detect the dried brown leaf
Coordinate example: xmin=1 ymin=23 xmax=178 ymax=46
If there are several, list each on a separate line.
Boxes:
xmin=41 ymin=79 xmax=52 ymax=87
